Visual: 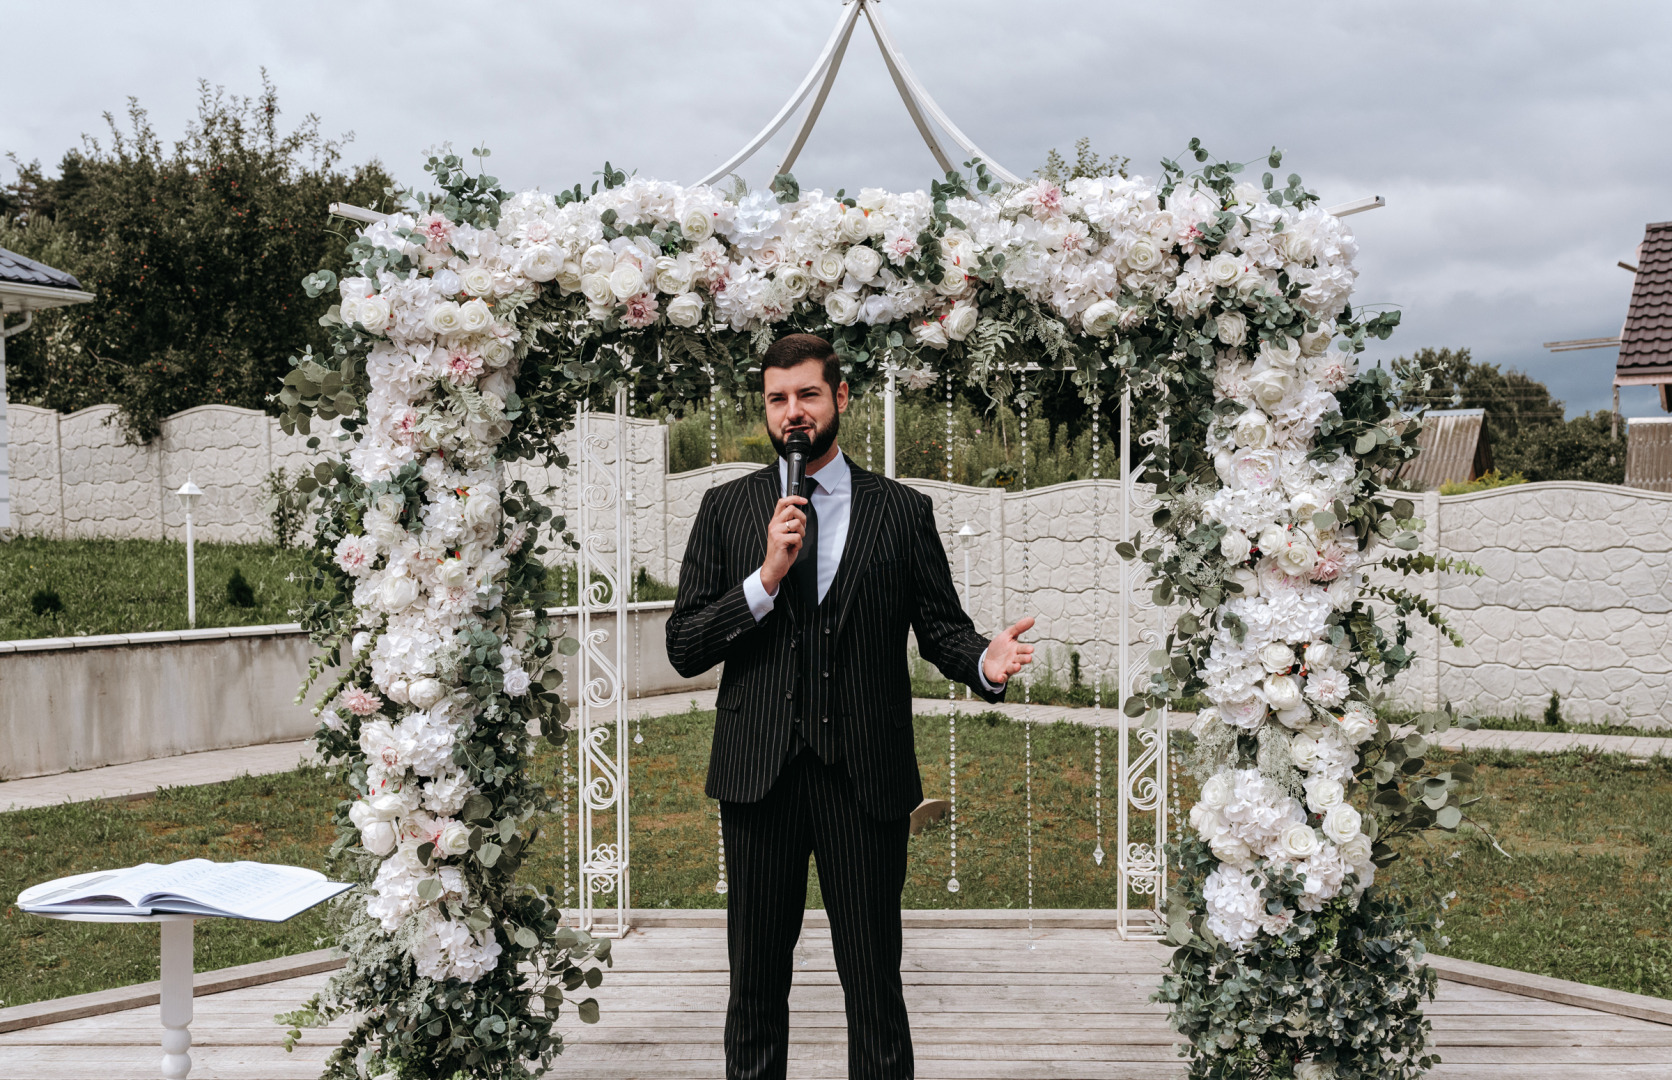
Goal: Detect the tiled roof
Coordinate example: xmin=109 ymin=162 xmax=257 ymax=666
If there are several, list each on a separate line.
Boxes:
xmin=0 ymin=246 xmax=83 ymax=292
xmin=1398 ymin=408 xmax=1490 ymax=490
xmin=1619 ymin=221 xmax=1672 ymax=381
xmin=1625 ymin=417 xmax=1672 ymax=493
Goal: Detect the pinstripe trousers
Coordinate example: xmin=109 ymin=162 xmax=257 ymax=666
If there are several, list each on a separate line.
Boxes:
xmin=721 ymin=749 xmax=912 ymax=1080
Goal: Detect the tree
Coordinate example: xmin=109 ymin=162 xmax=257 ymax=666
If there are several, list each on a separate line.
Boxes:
xmin=1496 ymin=410 xmax=1623 ymax=484
xmin=0 ymin=75 xmax=392 ymax=439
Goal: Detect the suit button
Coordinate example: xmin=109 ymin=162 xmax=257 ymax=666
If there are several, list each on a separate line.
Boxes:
xmin=790 ymin=638 xmax=798 ymax=649
xmin=822 ymin=671 xmax=830 ymax=679
xmin=785 ymin=690 xmax=793 ymax=699
xmin=821 ymin=717 xmax=829 ymax=724
xmin=823 ymin=627 xmax=831 ymax=635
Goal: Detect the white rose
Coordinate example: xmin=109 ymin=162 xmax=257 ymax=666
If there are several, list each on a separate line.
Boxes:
xmin=839 ymin=209 xmax=871 ymax=243
xmin=436 ymin=821 xmax=471 ymax=857
xmin=1188 ymin=803 xmax=1224 ymax=840
xmin=1220 ymin=530 xmax=1252 ymax=563
xmin=609 ymin=261 xmax=646 ymax=300
xmin=426 ymin=301 xmax=463 ymax=335
xmin=464 ymin=494 xmax=501 ymax=529
xmin=1305 ymin=778 xmax=1345 ymax=814
xmin=519 ymin=245 xmax=561 ymax=282
xmin=580 ymin=272 xmax=615 ymax=307
xmin=666 ymin=292 xmax=704 ymax=327
xmin=776 ymin=266 xmax=811 ymax=300
xmin=681 ymin=208 xmax=714 ymax=242
xmin=1200 ymin=772 xmax=1234 ymax=810
xmin=503 ymin=668 xmax=531 ymax=696
xmin=1322 ymin=805 xmax=1362 ymax=845
xmin=436 ymin=558 xmax=469 ymax=589
xmin=1277 ymin=539 xmax=1319 ymax=577
xmin=409 ymin=677 xmax=447 ymax=709
xmin=1300 ymin=329 xmax=1333 ymax=357
xmin=1273 ymin=705 xmax=1311 ymax=730
xmin=351 ymin=631 xmax=373 ymax=657
xmin=912 ymin=320 xmax=949 ymax=348
xmin=381 ymin=574 xmax=420 ymax=611
xmin=1282 ymin=228 xmax=1316 ymax=265
xmin=1259 ymin=643 xmax=1296 ymax=674
xmin=1125 ymin=236 xmax=1161 ymax=272
xmin=348 ymin=800 xmax=379 ymax=830
xmin=1216 ymin=310 xmax=1247 ymax=347
xmin=431 ymin=268 xmax=462 ymax=296
xmin=1338 ymin=835 xmax=1373 ymax=867
xmin=1279 ymin=823 xmax=1321 ymax=860
xmin=1257 ymin=524 xmax=1287 ymax=555
xmin=1246 ymin=367 xmax=1294 ymax=408
xmin=457 ymin=298 xmax=492 ymax=334
xmin=481 ymin=338 xmax=513 ymax=368
xmin=1222 ymin=695 xmax=1268 ymax=729
xmin=1260 ymin=338 xmax=1303 ymax=370
xmin=355 ymin=296 xmax=392 ymax=335
xmin=460 ymin=266 xmax=496 ymax=296
xmin=1233 ymin=409 xmax=1272 ymax=449
xmin=1289 ymin=734 xmax=1321 ymax=771
xmin=1229 ymin=566 xmax=1261 ymax=598
xmin=844 ymin=244 xmax=883 ymax=282
xmin=1328 ymin=576 xmax=1358 ymax=611
xmin=813 ymin=251 xmax=848 ymax=283
xmin=825 ymin=290 xmax=861 ymax=325
xmin=1208 ymin=253 xmax=1243 ymax=288
xmin=1264 ymin=674 xmax=1303 ymax=711
xmin=360 ymin=820 xmax=398 ymax=856
xmin=1209 ymin=832 xmax=1254 ymax=867
xmin=1081 ymin=298 xmax=1122 ymax=337
xmin=655 ymin=256 xmax=694 ymax=295
xmin=1296 ymin=1061 xmax=1335 ymax=1080
xmin=1338 ymin=703 xmax=1377 ymax=744
xmin=580 ymin=244 xmax=614 ymax=275
xmin=939 ymin=301 xmax=977 ymax=341
xmin=1305 ymin=642 xmax=1337 ymax=669
xmin=555 ymin=259 xmax=583 ymax=291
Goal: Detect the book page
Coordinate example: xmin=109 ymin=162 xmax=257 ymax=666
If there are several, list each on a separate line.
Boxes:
xmin=20 ymin=861 xmax=350 ymax=921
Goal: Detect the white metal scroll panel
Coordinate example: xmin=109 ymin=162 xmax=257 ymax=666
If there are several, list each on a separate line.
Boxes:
xmin=575 ymin=391 xmax=632 ymax=935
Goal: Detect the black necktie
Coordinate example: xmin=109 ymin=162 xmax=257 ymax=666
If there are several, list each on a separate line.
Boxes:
xmin=790 ymin=476 xmax=820 ymax=608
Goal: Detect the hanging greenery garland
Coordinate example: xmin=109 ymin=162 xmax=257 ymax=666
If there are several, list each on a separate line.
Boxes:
xmin=275 ymin=141 xmax=1476 ymax=1079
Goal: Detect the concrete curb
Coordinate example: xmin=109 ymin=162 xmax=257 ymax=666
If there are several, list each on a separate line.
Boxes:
xmin=0 ymin=947 xmax=344 ymax=1034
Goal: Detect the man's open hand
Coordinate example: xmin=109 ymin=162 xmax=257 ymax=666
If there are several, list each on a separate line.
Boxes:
xmin=759 ymin=495 xmax=808 ymax=595
xmin=982 ymin=617 xmax=1036 ymax=686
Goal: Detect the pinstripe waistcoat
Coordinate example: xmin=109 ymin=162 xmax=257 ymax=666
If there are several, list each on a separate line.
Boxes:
xmin=666 ymin=461 xmax=1005 ymax=820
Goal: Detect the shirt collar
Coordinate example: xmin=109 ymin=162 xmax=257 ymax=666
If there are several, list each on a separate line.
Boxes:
xmin=778 ymin=447 xmax=850 ymax=496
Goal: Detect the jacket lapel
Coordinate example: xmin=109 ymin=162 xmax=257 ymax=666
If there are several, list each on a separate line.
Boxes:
xmin=830 ymin=466 xmax=884 ymax=637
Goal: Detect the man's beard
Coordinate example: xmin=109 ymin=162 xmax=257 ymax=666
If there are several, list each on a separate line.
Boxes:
xmin=769 ymin=410 xmax=840 ymax=463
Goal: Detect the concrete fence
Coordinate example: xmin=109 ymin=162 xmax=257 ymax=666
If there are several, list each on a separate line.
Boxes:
xmin=0 ymin=602 xmax=714 ymax=780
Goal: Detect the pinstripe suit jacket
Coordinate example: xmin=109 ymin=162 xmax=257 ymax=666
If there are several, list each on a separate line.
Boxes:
xmin=667 ymin=461 xmax=1005 ymax=820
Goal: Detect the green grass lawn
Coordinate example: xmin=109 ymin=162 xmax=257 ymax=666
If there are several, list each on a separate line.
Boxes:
xmin=0 ymin=537 xmax=315 ymax=640
xmin=2 ymin=711 xmax=1667 ymax=1009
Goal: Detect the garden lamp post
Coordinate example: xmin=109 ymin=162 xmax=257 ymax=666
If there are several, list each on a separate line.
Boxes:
xmin=956 ymin=521 xmax=977 ymax=699
xmin=176 ymin=477 xmax=203 ymax=629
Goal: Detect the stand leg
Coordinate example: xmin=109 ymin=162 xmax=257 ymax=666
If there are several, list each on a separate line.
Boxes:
xmin=159 ymin=919 xmax=193 ymax=1079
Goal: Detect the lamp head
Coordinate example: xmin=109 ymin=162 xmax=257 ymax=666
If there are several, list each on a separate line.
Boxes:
xmin=176 ymin=477 xmax=203 ymax=511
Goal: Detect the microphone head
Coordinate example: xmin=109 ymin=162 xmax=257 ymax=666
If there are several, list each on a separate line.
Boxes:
xmin=784 ymin=429 xmax=813 ymax=457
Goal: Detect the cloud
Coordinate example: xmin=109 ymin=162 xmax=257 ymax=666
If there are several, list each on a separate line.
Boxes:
xmin=6 ymin=0 xmax=1671 ymax=416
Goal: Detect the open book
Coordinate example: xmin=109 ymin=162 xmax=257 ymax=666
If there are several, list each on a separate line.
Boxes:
xmin=17 ymin=860 xmax=352 ymax=922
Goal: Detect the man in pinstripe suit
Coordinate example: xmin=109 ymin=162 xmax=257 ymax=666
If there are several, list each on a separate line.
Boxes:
xmin=667 ymin=333 xmax=1035 ymax=1080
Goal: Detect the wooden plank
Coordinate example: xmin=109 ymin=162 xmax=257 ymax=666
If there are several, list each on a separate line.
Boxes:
xmin=1427 ymin=953 xmax=1672 ymax=1027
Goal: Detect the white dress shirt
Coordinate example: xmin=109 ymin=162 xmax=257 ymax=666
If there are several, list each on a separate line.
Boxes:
xmin=742 ymin=447 xmax=1000 ymax=692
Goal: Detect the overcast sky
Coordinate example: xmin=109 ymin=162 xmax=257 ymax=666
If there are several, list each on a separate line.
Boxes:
xmin=6 ymin=0 xmax=1670 ymax=418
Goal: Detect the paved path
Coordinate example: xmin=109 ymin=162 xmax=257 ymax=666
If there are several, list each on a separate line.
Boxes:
xmin=5 ymin=912 xmax=1669 ymax=1079
xmin=3 ymin=689 xmax=1666 ymax=812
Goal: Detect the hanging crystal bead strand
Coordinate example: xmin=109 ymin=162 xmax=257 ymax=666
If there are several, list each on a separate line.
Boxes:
xmin=710 ymin=372 xmax=728 ymax=896
xmin=1092 ymin=395 xmax=1106 ymax=868
xmin=1020 ymin=371 xmax=1034 ymax=945
xmin=945 ymin=370 xmax=960 ymax=896
xmin=561 ymin=557 xmax=573 ymax=911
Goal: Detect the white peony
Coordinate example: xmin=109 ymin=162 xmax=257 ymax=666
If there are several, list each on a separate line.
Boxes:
xmin=1263 ymin=674 xmax=1303 ymax=711
xmin=1259 ymin=643 xmax=1296 ymax=674
xmin=1221 ymin=695 xmax=1268 ymax=730
xmin=1081 ymin=298 xmax=1122 ymax=336
xmin=1304 ymin=641 xmax=1337 ymax=669
xmin=519 ymin=245 xmax=561 ymax=282
xmin=656 ymin=256 xmax=695 ymax=295
xmin=825 ymin=290 xmax=861 ymax=325
xmin=1322 ymin=805 xmax=1362 ymax=845
xmin=1233 ymin=410 xmax=1273 ymax=449
xmin=666 ymin=292 xmax=704 ymax=327
xmin=380 ymin=574 xmax=420 ymax=612
xmin=844 ymin=244 xmax=883 ymax=282
xmin=408 ymin=677 xmax=447 ymax=710
xmin=580 ymin=244 xmax=614 ymax=275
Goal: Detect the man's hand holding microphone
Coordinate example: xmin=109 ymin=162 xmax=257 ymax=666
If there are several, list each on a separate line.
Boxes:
xmin=759 ymin=430 xmax=813 ymax=597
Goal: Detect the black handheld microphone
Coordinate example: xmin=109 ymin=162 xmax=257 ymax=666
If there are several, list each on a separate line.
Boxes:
xmin=783 ymin=430 xmax=813 ymax=500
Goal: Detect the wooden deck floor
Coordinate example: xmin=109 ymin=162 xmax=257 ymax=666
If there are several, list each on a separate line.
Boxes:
xmin=4 ymin=915 xmax=1670 ymax=1079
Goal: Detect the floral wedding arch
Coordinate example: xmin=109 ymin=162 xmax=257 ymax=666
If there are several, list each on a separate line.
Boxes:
xmin=274 ymin=134 xmax=1482 ymax=1079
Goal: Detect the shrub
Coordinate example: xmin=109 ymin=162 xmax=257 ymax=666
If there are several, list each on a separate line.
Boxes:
xmin=1439 ymin=469 xmax=1526 ymax=495
xmin=30 ymin=589 xmax=63 ymax=616
xmin=263 ymin=468 xmax=309 ymax=547
xmin=225 ymin=568 xmax=256 ymax=608
xmin=1544 ymin=689 xmax=1563 ymax=727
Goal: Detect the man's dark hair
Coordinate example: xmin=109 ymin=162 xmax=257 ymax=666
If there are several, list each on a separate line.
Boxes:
xmin=761 ymin=333 xmax=842 ymax=395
